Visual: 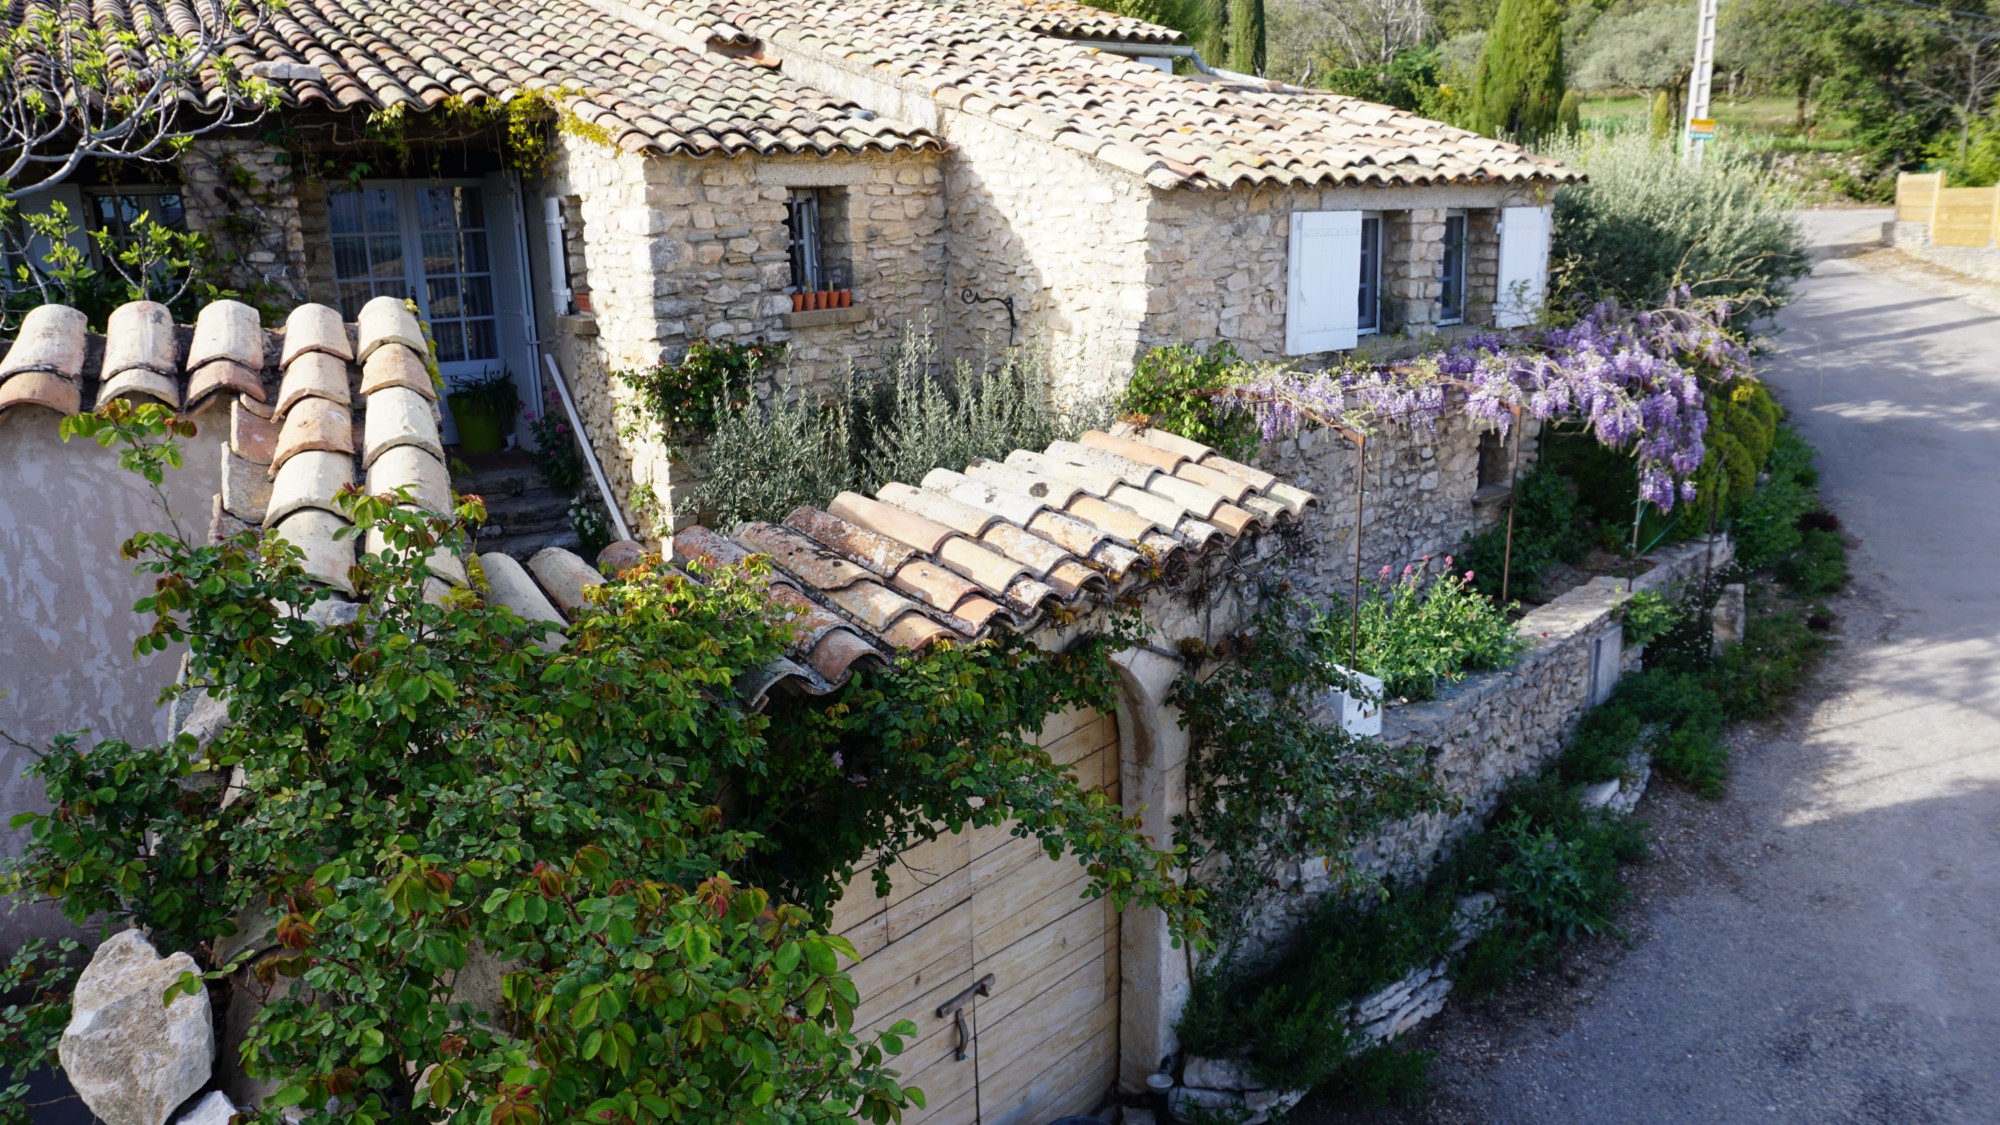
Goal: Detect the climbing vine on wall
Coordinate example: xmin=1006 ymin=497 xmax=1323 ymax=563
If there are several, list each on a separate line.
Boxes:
xmin=1173 ymin=594 xmax=1456 ymax=959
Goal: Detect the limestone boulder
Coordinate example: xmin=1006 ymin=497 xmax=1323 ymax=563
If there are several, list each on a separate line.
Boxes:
xmin=174 ymin=1092 xmax=237 ymax=1125
xmin=59 ymin=929 xmax=215 ymax=1125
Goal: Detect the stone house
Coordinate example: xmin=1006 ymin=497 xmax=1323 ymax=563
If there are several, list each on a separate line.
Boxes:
xmin=10 ymin=0 xmax=1570 ymax=540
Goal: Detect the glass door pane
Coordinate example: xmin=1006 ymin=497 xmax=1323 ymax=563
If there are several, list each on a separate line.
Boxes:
xmin=328 ymin=186 xmax=412 ymax=319
xmin=415 ymin=186 xmax=500 ymax=368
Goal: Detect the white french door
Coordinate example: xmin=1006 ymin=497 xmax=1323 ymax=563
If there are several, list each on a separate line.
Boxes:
xmin=327 ymin=178 xmax=532 ymax=443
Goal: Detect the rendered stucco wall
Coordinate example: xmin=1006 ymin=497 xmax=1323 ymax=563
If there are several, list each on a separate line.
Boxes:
xmin=0 ymin=401 xmax=227 ymax=948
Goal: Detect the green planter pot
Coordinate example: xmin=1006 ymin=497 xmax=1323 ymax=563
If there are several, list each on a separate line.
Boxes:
xmin=448 ymin=393 xmax=508 ymax=454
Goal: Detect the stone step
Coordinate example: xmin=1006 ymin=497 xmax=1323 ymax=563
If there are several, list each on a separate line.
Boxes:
xmin=474 ymin=488 xmax=573 ymax=528
xmin=473 ymin=527 xmax=585 ymax=562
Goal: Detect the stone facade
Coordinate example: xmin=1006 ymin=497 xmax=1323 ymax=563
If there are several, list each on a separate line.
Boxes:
xmin=1885 ymin=219 xmax=2000 ymax=282
xmin=536 ymin=133 xmax=948 ymax=535
xmin=177 ymin=140 xmax=311 ymax=312
xmin=938 ymin=112 xmax=1155 ymax=392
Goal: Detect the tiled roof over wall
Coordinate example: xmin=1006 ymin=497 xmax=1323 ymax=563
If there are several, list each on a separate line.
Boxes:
xmin=1 ymin=298 xmax=1314 ymax=709
xmin=11 ymin=0 xmax=937 ymax=158
xmin=693 ymin=0 xmax=1574 ymax=189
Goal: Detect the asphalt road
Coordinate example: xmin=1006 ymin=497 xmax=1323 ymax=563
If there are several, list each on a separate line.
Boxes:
xmin=1301 ymin=210 xmax=2000 ymax=1124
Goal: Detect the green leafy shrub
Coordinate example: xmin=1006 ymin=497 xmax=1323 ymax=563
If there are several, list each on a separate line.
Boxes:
xmin=1119 ymin=341 xmax=1258 ymax=461
xmin=524 ymin=386 xmax=585 ymax=491
xmin=8 ymin=402 xmax=1199 ymax=1125
xmin=1777 ymin=527 xmax=1848 ymax=595
xmin=1618 ymin=588 xmax=1679 ymax=647
xmin=1733 ymin=424 xmax=1820 ymax=569
xmin=1318 ymin=559 xmax=1526 ymax=701
xmin=1542 ymin=131 xmax=1810 ymax=318
xmin=619 ymin=339 xmax=777 ymax=443
xmin=1320 ymin=1043 xmax=1436 ymax=1108
xmin=691 ymin=329 xmax=1111 ymax=528
xmin=1460 ymin=459 xmax=1595 ymax=602
xmin=1707 ymin=606 xmax=1825 ymax=719
xmin=1172 ymin=596 xmax=1454 ymax=956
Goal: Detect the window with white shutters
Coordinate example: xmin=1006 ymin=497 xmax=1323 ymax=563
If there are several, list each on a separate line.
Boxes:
xmin=1284 ymin=210 xmax=1363 ymax=355
xmin=1439 ymin=212 xmax=1469 ymax=325
xmin=1495 ymin=204 xmax=1553 ymax=328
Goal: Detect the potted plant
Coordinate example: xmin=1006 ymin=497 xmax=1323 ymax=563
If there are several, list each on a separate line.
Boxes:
xmin=446 ymin=370 xmax=519 ymax=455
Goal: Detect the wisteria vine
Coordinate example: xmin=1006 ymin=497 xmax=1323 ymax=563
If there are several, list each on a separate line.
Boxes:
xmin=1220 ymin=297 xmax=1753 ymax=510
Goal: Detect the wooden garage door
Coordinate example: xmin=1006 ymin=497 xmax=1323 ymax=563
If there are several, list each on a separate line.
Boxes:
xmin=831 ymin=707 xmax=1122 ymax=1125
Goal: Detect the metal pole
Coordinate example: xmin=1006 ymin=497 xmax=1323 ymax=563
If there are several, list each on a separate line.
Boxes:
xmin=542 ymin=353 xmax=634 ymax=544
xmin=1352 ymin=432 xmax=1366 ymax=669
xmin=1499 ymin=407 xmax=1524 ymax=605
xmin=1683 ymin=0 xmax=1720 ymax=166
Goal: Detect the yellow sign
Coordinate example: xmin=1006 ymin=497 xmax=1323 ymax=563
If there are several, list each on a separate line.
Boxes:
xmin=1687 ymin=118 xmax=1718 ymax=139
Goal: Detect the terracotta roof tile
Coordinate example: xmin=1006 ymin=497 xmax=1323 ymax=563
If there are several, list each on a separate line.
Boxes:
xmin=81 ymin=0 xmax=940 ymax=158
xmin=688 ymin=0 xmax=1572 ymax=189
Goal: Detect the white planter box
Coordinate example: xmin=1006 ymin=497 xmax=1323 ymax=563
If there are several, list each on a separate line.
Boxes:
xmin=1322 ymin=665 xmax=1385 ymax=738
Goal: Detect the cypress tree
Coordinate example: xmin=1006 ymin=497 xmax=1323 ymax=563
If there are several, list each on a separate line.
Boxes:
xmin=1649 ymin=89 xmax=1673 ymax=142
xmin=1191 ymin=0 xmax=1229 ymax=67
xmin=1468 ymin=0 xmax=1566 ymax=142
xmin=1557 ymin=88 xmax=1582 ymax=136
xmin=1227 ymin=0 xmax=1265 ymax=74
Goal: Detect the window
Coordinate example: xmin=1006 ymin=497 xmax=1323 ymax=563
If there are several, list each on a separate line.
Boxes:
xmin=785 ymin=189 xmax=824 ymax=292
xmin=1358 ymin=214 xmax=1382 ymax=334
xmin=87 ymin=189 xmax=188 ymax=246
xmin=1439 ymin=212 xmax=1468 ymax=325
xmin=328 ymin=183 xmax=499 ymax=365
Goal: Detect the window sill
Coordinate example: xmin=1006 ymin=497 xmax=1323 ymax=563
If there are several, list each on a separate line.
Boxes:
xmin=557 ymin=313 xmax=598 ymax=337
xmin=781 ymin=305 xmax=869 ymax=329
xmin=1472 ymin=483 xmax=1514 ymax=508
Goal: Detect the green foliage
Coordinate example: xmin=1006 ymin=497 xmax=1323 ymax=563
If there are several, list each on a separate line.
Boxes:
xmin=0 ymin=939 xmax=81 ymax=1125
xmin=1706 ymin=604 xmax=1825 ymax=719
xmin=569 ymin=494 xmax=613 ymax=559
xmin=443 ymin=368 xmax=518 ymax=419
xmin=1320 ymin=47 xmax=1465 ymax=124
xmin=1320 ymin=1044 xmax=1435 ymax=1108
xmin=692 ymin=329 xmax=1111 ymax=528
xmin=620 ymin=339 xmax=780 ymax=445
xmin=1460 ymin=459 xmax=1596 ymax=602
xmin=1320 ymin=560 xmax=1527 ymax=701
xmin=1557 ymin=89 xmax=1583 ymax=135
xmin=1172 ymin=596 xmax=1454 ymax=957
xmin=1227 ymin=0 xmax=1265 ymax=73
xmin=525 ymin=386 xmax=585 ymax=491
xmin=7 ymin=402 xmax=1194 ymax=1123
xmin=1618 ymin=589 xmax=1679 ymax=647
xmin=1650 ymin=89 xmax=1674 ymax=142
xmin=1119 ymin=342 xmax=1258 ymax=461
xmin=1177 ymin=880 xmax=1461 ymax=1091
xmin=1777 ymin=527 xmax=1848 ymax=595
xmin=1931 ymin=109 xmax=2000 ymax=185
xmin=1732 ymin=424 xmax=1823 ymax=569
xmin=1570 ymin=3 xmax=1695 ymax=105
xmin=0 ymin=196 xmax=231 ymax=331
xmin=1468 ymin=0 xmax=1567 ymax=141
xmin=1542 ymin=131 xmax=1811 ymax=318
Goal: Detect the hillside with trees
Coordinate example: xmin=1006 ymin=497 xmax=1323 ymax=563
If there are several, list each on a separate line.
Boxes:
xmin=1092 ymin=0 xmax=2000 ymax=194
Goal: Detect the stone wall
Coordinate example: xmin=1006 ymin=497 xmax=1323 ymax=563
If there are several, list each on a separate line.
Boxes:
xmin=938 ymin=112 xmax=1155 ymax=394
xmin=1141 ymin=181 xmax=1541 ymax=366
xmin=1253 ymin=412 xmax=1540 ymax=608
xmin=1884 ymin=219 xmax=2000 ymax=282
xmin=537 ymin=135 xmax=948 ymax=535
xmin=177 ymin=140 xmax=311 ymax=315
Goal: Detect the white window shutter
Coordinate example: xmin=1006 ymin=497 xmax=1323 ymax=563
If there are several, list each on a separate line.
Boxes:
xmin=1495 ymin=204 xmax=1552 ymax=328
xmin=1285 ymin=210 xmax=1363 ymax=355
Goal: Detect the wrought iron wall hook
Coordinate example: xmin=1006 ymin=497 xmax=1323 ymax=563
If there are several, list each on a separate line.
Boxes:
xmin=960 ymin=287 xmax=1017 ymax=342
xmin=935 ymin=973 xmax=995 ymax=1062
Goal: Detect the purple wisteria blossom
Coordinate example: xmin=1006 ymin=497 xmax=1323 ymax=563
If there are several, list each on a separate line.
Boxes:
xmin=1219 ymin=297 xmax=1747 ymax=510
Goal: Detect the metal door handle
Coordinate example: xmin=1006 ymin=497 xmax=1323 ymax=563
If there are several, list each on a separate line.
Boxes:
xmin=935 ymin=973 xmax=994 ymax=1062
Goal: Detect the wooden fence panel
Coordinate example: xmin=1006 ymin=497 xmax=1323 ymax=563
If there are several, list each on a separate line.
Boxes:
xmin=1897 ymin=171 xmax=1945 ymax=223
xmin=1931 ymin=187 xmax=1999 ymax=248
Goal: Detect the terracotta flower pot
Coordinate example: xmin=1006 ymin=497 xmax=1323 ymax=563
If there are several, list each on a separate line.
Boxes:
xmin=792 ymin=291 xmax=806 ymax=312
xmin=573 ymin=291 xmax=593 ymax=314
xmin=838 ymin=290 xmax=852 ymax=309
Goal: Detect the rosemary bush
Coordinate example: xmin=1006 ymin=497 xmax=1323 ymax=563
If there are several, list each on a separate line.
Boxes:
xmin=692 ymin=327 xmax=1113 ymax=528
xmin=1316 ymin=559 xmax=1527 ymax=701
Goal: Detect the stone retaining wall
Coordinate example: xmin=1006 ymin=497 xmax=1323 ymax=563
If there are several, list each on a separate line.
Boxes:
xmin=1885 ymin=219 xmax=2000 ymax=282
